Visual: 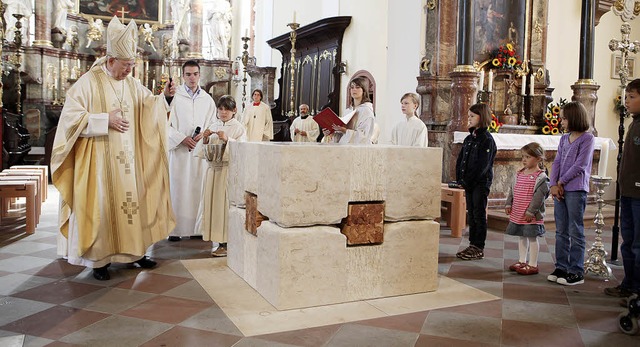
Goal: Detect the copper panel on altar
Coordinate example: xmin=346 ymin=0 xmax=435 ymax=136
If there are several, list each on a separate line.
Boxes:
xmin=340 ymin=202 xmax=384 ymax=246
xmin=245 ymin=192 xmax=268 ymax=236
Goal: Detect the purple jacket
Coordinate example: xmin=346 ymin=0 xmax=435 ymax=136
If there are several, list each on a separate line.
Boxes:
xmin=550 ymin=132 xmax=595 ymax=192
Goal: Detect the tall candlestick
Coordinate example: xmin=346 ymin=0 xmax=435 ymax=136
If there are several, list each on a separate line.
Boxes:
xmin=598 ymin=140 xmax=610 ymax=177
xmin=478 ymin=70 xmax=485 ymax=91
xmin=529 ymin=75 xmax=535 ymax=95
xmin=487 ymin=70 xmax=493 ymax=92
xmin=521 ymin=75 xmax=526 ymax=95
xmin=293 ymin=11 xmax=297 ymax=23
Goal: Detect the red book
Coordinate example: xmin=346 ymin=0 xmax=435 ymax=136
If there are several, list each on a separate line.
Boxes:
xmin=313 ymin=108 xmax=355 ymax=134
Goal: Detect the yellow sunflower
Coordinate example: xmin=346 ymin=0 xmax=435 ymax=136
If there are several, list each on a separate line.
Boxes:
xmin=507 ymin=57 xmax=517 ymax=66
xmin=542 ymin=125 xmax=551 ymax=134
xmin=506 ymin=43 xmax=514 ymax=51
xmin=550 ymin=119 xmax=558 ymax=126
xmin=495 ymin=126 xmax=500 ymax=132
xmin=551 ymin=128 xmax=560 ymax=135
xmin=544 ymin=112 xmax=552 ymax=120
xmin=492 ymin=58 xmax=501 ymax=67
xmin=552 ymin=105 xmax=561 ymax=114
xmin=616 ymin=95 xmax=622 ymax=102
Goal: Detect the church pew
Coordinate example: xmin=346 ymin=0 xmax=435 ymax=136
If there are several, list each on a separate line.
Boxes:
xmin=0 ymin=176 xmax=42 ymax=224
xmin=10 ymin=165 xmax=48 ymax=200
xmin=1 ymin=169 xmax=46 ymax=203
xmin=0 ymin=181 xmax=37 ymax=234
xmin=441 ymin=183 xmax=466 ymax=238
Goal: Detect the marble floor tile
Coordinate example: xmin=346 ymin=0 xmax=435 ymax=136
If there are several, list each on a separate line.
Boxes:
xmin=63 ymin=287 xmax=155 ymax=314
xmin=251 ymin=324 xmax=341 ymax=347
xmin=326 ymin=324 xmax=418 ymax=347
xmin=11 ymin=280 xmax=103 ymax=304
xmin=420 ymin=311 xmax=502 ymax=344
xmin=435 ymin=299 xmax=502 ymax=319
xmin=0 ymin=334 xmax=25 ymax=347
xmin=579 ymin=328 xmax=640 ymax=347
xmin=415 ymin=334 xmax=498 ymax=347
xmin=0 ymin=273 xmax=56 ymax=296
xmin=148 ymin=259 xmax=194 ymax=279
xmin=353 ymin=311 xmax=430 ymax=333
xmin=20 ymin=259 xmax=84 ymax=279
xmin=0 ymin=256 xmax=55 ymax=273
xmin=0 ymin=297 xmax=55 ymax=326
xmin=139 ymin=326 xmax=242 ymax=347
xmin=573 ymin=307 xmax=626 ymax=333
xmin=162 ymin=280 xmax=215 ymax=303
xmin=0 ymin=241 xmax=56 ymax=256
xmin=501 ymin=319 xmax=583 ymax=346
xmin=59 ymin=316 xmax=172 ymax=347
xmin=231 ymin=337 xmax=300 ymax=347
xmin=119 ymin=295 xmax=213 ymax=324
xmin=502 ymin=299 xmax=577 ymax=327
xmin=178 ymin=306 xmax=242 ymax=336
xmin=503 ymin=282 xmax=570 ymax=305
xmin=114 ymin=272 xmax=191 ymax=294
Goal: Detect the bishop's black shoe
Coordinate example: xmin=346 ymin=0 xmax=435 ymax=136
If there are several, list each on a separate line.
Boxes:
xmin=92 ymin=264 xmax=111 ymax=281
xmin=133 ymin=256 xmax=157 ymax=269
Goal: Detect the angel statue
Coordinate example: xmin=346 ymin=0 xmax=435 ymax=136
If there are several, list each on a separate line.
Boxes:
xmin=65 ymin=25 xmax=79 ymax=52
xmin=85 ymin=17 xmax=104 ymax=48
xmin=139 ymin=23 xmax=158 ymax=52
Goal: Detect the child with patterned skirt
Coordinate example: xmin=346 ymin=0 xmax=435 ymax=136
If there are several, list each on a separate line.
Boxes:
xmin=505 ymin=142 xmax=550 ymax=275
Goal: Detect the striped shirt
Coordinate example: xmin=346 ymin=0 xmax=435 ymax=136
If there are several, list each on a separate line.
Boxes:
xmin=509 ymin=170 xmax=544 ymax=225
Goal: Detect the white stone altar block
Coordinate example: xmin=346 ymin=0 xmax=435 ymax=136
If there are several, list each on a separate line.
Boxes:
xmin=228 ymin=142 xmax=443 ymax=227
xmin=230 ymin=219 xmax=440 ymax=310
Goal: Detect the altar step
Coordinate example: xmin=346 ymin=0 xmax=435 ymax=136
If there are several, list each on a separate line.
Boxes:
xmin=487 ymin=203 xmax=616 ymax=233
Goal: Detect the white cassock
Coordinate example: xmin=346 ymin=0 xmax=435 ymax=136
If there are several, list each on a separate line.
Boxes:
xmin=53 ymin=64 xmax=174 ymax=268
xmin=241 ymin=101 xmax=273 ymax=141
xmin=323 ymin=102 xmax=375 ymax=145
xmin=290 ymin=115 xmax=320 ymax=142
xmin=167 ymin=85 xmax=217 ymax=237
xmin=391 ymin=115 xmax=428 ymax=147
xmin=194 ymin=118 xmax=246 ymax=243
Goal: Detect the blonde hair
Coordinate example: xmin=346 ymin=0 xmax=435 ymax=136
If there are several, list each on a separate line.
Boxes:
xmin=521 ymin=142 xmax=545 ymax=170
xmin=400 ymin=93 xmax=420 ymax=117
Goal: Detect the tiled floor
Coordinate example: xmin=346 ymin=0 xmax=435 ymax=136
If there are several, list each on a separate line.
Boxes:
xmin=0 ymin=186 xmax=639 ymax=346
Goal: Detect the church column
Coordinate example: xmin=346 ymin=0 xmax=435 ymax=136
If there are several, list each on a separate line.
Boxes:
xmin=572 ymin=0 xmax=600 ymax=135
xmin=188 ymin=0 xmax=204 ymax=59
xmin=448 ymin=0 xmax=478 ymax=179
xmin=33 ymin=0 xmax=53 ymax=47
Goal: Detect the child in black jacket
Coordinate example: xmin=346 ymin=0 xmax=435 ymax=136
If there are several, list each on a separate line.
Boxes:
xmin=455 ymin=103 xmax=497 ymax=260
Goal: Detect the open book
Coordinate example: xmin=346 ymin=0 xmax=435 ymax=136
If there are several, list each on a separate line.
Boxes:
xmin=313 ymin=108 xmax=356 ymax=134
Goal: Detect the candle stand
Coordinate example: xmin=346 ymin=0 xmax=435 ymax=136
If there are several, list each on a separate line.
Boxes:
xmin=584 ymin=175 xmax=613 ymax=280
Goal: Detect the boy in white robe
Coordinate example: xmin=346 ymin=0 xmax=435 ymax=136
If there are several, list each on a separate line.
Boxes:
xmin=391 ymin=93 xmax=428 ymax=147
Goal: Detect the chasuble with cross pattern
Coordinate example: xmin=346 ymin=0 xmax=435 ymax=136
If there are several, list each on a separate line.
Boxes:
xmin=51 ymin=64 xmax=175 ymax=268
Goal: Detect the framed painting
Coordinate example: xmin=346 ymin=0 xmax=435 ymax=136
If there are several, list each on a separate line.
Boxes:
xmin=611 ymin=54 xmax=635 ymax=80
xmin=76 ymin=0 xmax=163 ymax=24
xmin=473 ymin=0 xmax=527 ymax=63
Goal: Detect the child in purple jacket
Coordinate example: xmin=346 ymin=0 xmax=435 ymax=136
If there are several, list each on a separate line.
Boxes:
xmin=547 ymin=101 xmax=594 ymax=286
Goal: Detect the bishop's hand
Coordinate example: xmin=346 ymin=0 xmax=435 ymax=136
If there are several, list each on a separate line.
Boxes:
xmin=108 ymin=108 xmax=129 ymax=133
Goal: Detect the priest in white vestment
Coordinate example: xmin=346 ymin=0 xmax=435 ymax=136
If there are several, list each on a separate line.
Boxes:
xmin=290 ymin=104 xmax=319 ymax=142
xmin=194 ymin=95 xmax=247 ymax=257
xmin=166 ymin=60 xmax=217 ymax=240
xmin=51 ymin=17 xmax=177 ymax=281
xmin=241 ymin=89 xmax=273 ymax=141
xmin=391 ymin=93 xmax=428 ymax=147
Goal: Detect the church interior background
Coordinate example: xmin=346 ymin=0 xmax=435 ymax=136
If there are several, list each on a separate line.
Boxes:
xmin=2 ymin=0 xmax=640 ymax=345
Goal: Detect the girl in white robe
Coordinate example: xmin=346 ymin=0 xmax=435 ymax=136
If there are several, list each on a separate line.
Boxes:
xmin=195 ymin=95 xmax=247 ymax=256
xmin=322 ymin=77 xmax=375 ymax=145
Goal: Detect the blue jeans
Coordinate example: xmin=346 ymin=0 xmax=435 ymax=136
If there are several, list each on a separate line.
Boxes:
xmin=554 ymin=191 xmax=587 ymax=275
xmin=620 ymin=196 xmax=640 ymax=292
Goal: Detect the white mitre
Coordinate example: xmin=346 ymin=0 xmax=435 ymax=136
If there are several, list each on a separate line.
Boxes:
xmin=106 ymin=16 xmax=137 ymax=60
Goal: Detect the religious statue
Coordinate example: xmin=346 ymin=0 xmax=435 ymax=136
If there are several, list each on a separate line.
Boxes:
xmin=206 ymin=0 xmax=232 ymax=59
xmin=162 ymin=34 xmax=173 ymax=59
xmin=52 ymin=0 xmax=75 ymax=33
xmin=613 ymin=0 xmax=640 ymax=22
xmin=139 ymin=23 xmax=158 ymax=52
xmin=66 ymin=25 xmax=79 ymax=52
xmin=508 ymin=21 xmax=518 ymax=45
xmin=171 ymin=0 xmax=190 ymax=43
xmin=85 ymin=17 xmax=104 ymax=48
xmin=2 ymin=0 xmax=32 ymax=43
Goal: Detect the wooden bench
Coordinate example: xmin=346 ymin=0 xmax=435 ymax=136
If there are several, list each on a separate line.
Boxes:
xmin=0 ymin=176 xmax=42 ymax=224
xmin=10 ymin=165 xmax=48 ymax=200
xmin=441 ymin=183 xmax=466 ymax=238
xmin=1 ymin=169 xmax=45 ymax=203
xmin=0 ymin=181 xmax=38 ymax=234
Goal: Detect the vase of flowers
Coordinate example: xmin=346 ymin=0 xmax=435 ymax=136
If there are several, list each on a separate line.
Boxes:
xmin=489 ymin=43 xmax=523 ymax=70
xmin=541 ymin=98 xmax=567 ymax=135
xmin=488 ymin=113 xmax=503 ymax=133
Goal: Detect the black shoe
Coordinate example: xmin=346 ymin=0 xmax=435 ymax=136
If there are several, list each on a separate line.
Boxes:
xmin=168 ymin=236 xmax=181 ymax=242
xmin=605 ymin=285 xmax=634 ymax=298
xmin=557 ymin=273 xmax=584 ymax=286
xmin=133 ymin=256 xmax=157 ymax=269
xmin=92 ymin=264 xmax=111 ymax=281
xmin=547 ymin=268 xmax=567 ymax=282
xmin=190 ymin=235 xmax=203 ymax=240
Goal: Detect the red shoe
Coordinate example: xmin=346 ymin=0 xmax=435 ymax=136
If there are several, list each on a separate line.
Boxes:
xmin=509 ymin=262 xmax=526 ymax=271
xmin=516 ymin=264 xmax=539 ymax=275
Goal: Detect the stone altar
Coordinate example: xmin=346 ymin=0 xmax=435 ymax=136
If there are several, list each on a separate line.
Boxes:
xmin=226 ymin=142 xmax=443 ymax=310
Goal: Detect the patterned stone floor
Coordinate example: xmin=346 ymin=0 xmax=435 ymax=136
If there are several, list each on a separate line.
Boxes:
xmin=0 ymin=186 xmax=639 ymax=346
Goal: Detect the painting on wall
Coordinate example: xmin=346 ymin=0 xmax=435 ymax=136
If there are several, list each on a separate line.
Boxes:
xmin=611 ymin=54 xmax=635 ymax=80
xmin=77 ymin=0 xmax=163 ymax=24
xmin=474 ymin=0 xmax=526 ymax=63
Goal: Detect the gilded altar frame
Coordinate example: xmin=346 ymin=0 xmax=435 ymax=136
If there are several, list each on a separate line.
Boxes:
xmin=75 ymin=0 xmax=164 ymax=24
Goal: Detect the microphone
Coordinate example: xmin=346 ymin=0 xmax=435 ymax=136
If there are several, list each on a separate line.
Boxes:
xmin=192 ymin=126 xmax=201 ymax=139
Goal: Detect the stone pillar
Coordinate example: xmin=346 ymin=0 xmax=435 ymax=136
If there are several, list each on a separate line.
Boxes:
xmin=574 ymin=0 xmax=599 ymax=134
xmin=33 ymin=0 xmax=53 ymax=47
xmin=571 ymin=83 xmax=600 ymax=136
xmin=456 ymin=0 xmax=473 ymax=66
xmin=187 ymin=0 xmax=204 ymax=59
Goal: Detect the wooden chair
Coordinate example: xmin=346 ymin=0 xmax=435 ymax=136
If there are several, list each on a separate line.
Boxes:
xmin=0 ymin=181 xmax=37 ymax=234
xmin=0 ymin=176 xmax=42 ymax=224
xmin=10 ymin=165 xmax=48 ymax=200
xmin=1 ymin=169 xmax=46 ymax=203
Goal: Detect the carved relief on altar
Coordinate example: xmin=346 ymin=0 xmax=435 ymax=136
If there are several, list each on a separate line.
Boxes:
xmin=530 ymin=0 xmax=548 ymax=64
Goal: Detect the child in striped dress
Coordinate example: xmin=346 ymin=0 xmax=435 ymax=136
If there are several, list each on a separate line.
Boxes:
xmin=505 ymin=142 xmax=550 ymax=275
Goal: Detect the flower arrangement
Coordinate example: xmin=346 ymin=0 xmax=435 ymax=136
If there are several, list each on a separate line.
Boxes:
xmin=614 ymin=94 xmax=628 ymax=115
xmin=542 ymin=98 xmax=567 ymax=135
xmin=489 ymin=43 xmax=522 ymax=70
xmin=488 ymin=113 xmax=502 ymax=133
xmin=154 ymin=75 xmax=169 ymax=95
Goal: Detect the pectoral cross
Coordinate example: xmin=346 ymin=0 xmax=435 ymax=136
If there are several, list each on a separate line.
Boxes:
xmin=116 ymin=7 xmax=130 ymax=21
xmin=111 ymin=99 xmax=130 ymax=120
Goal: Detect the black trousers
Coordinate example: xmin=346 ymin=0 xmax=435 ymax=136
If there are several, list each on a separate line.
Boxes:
xmin=465 ymin=185 xmax=490 ymax=249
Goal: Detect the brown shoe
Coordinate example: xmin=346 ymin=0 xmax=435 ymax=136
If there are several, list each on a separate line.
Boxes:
xmin=459 ymin=245 xmax=484 ymax=260
xmin=509 ymin=262 xmax=527 ymax=271
xmin=212 ymin=245 xmax=227 ymax=257
xmin=516 ymin=264 xmax=539 ymax=275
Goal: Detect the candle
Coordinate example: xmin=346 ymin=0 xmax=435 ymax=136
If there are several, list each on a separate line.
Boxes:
xmin=598 ymin=140 xmax=610 ymax=177
xmin=529 ymin=75 xmax=535 ymax=95
xmin=487 ymin=70 xmax=493 ymax=92
xmin=293 ymin=11 xmax=297 ymax=23
xmin=76 ymin=58 xmax=80 ymax=68
xmin=245 ymin=28 xmax=248 ymax=37
xmin=478 ymin=70 xmax=485 ymax=91
xmin=521 ymin=75 xmax=526 ymax=95
xmin=152 ymin=80 xmax=156 ymax=93
xmin=161 ymin=65 xmax=165 ymax=74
